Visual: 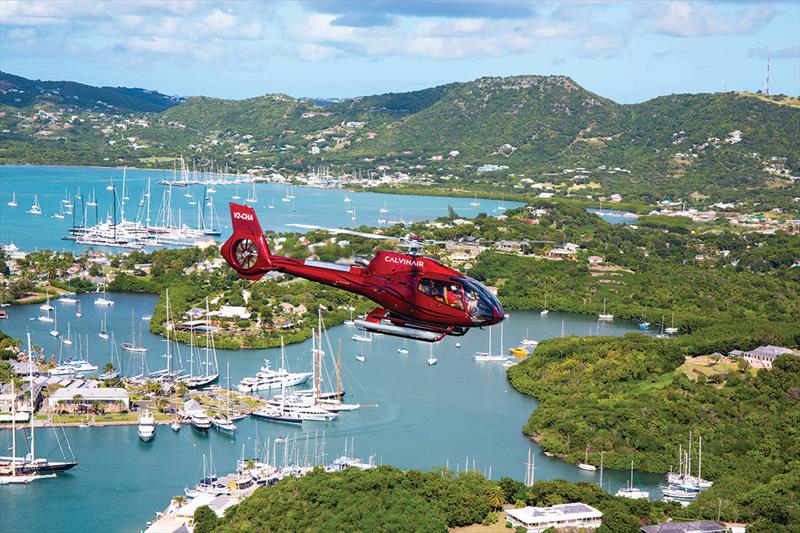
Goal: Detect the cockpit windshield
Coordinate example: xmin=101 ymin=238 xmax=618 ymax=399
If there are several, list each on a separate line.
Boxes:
xmin=457 ymin=276 xmax=503 ymax=325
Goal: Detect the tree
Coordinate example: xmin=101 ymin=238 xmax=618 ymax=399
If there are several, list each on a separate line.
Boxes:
xmin=193 ymin=505 xmax=218 ymax=533
xmin=486 ymin=484 xmax=505 ymax=510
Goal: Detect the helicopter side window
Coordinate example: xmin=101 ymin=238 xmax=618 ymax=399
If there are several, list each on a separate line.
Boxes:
xmin=418 ymin=278 xmax=464 ymax=310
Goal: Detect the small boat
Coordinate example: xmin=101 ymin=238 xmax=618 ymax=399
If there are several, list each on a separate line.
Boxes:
xmin=520 ymin=329 xmax=538 ymax=347
xmin=53 ymin=203 xmax=65 ymax=219
xmin=665 ymin=312 xmax=679 ymax=334
xmin=245 ymin=182 xmax=258 ymax=204
xmin=98 ymin=315 xmax=109 ymax=340
xmin=470 ymin=194 xmax=480 ymax=207
xmin=455 ymin=342 xmax=461 ymax=348
xmin=578 ymin=446 xmax=596 ymax=471
xmin=7 ymin=191 xmax=17 ymax=207
xmin=141 ymin=315 xmax=152 ymax=321
xmin=170 ymin=420 xmax=182 ymax=432
xmin=137 ymin=410 xmax=156 ymax=442
xmin=427 ymin=345 xmax=438 ymax=366
xmin=28 ymin=194 xmax=42 ymax=215
xmin=356 ymin=353 xmax=366 ymax=363
xmin=75 ymin=302 xmax=82 ymax=317
xmin=510 ymin=346 xmax=528 ymax=357
xmin=397 ymin=340 xmax=409 ymax=355
xmin=344 ymin=196 xmax=351 ymax=203
xmin=598 ymin=298 xmax=613 ymax=321
xmin=502 ymin=359 xmax=517 ymax=368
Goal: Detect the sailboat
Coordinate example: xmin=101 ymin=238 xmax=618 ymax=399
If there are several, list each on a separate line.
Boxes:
xmin=7 ymin=191 xmax=17 ymax=207
xmin=75 ymin=301 xmax=82 ymax=318
xmin=355 ymin=351 xmax=366 ymax=363
xmin=343 ymin=308 xmax=355 ymax=327
xmin=616 ymin=461 xmax=650 ymax=499
xmin=286 ymin=184 xmax=296 ymax=200
xmin=427 ymin=344 xmax=438 ymax=366
xmin=62 ymin=322 xmax=73 ymax=346
xmin=665 ymin=311 xmax=679 ymax=334
xmin=28 ymin=194 xmax=42 ymax=215
xmin=121 ymin=311 xmax=147 ymax=352
xmin=397 ymin=339 xmax=409 ymax=355
xmin=598 ymin=298 xmax=613 ymax=321
xmin=94 ymin=285 xmax=114 ymax=307
xmin=0 ymin=378 xmax=55 ymax=484
xmin=520 ymin=328 xmax=538 ymax=347
xmin=268 ymin=197 xmax=275 ymax=209
xmin=540 ymin=294 xmax=549 ymax=316
xmin=49 ymin=307 xmax=60 ymax=337
xmin=232 ymin=183 xmax=241 ymax=200
xmin=352 ymin=331 xmax=372 ymax=343
xmin=40 ymin=291 xmax=54 ymax=312
xmin=379 ymin=201 xmax=388 ymax=214
xmin=0 ymin=334 xmax=77 ymax=479
xmin=578 ymin=446 xmax=596 ymax=471
xmin=86 ymin=188 xmax=97 ymax=207
xmin=98 ymin=314 xmax=109 ymax=340
xmin=245 ymin=182 xmax=258 ymax=204
xmin=53 ymin=203 xmax=65 ymax=219
xmin=470 ymin=194 xmax=480 ymax=207
xmin=474 ymin=322 xmax=506 ymax=362
xmin=98 ymin=332 xmax=121 ymax=380
xmin=185 ymin=296 xmax=220 ymax=389
xmin=211 ymin=361 xmax=238 ymax=435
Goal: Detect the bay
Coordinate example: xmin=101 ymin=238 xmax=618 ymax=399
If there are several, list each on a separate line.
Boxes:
xmin=0 ymin=293 xmax=665 ymax=533
xmin=0 ymin=165 xmax=520 ymax=252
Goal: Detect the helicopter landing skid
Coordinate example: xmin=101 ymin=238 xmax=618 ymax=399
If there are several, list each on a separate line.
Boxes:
xmin=353 ymin=308 xmax=461 ymax=343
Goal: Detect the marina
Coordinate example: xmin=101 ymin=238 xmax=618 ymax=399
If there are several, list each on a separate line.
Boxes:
xmin=0 ymin=292 xmax=665 ymax=532
xmin=0 ymin=165 xmax=520 ymax=253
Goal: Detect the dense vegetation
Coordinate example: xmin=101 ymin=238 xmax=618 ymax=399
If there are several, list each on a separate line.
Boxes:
xmin=2 ymin=72 xmax=798 ymax=205
xmin=203 ymin=466 xmax=678 ymax=533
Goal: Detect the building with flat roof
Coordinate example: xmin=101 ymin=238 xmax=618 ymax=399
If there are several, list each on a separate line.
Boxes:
xmin=505 ymin=502 xmax=602 ymax=532
xmin=641 ymin=520 xmax=727 ymax=533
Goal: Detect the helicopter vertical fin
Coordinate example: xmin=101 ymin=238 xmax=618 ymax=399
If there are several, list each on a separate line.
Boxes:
xmin=221 ymin=203 xmax=272 ymax=279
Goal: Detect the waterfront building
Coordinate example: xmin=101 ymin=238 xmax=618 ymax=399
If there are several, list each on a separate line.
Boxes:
xmin=640 ymin=521 xmax=727 ymax=533
xmin=505 ymin=503 xmax=602 ymax=532
xmin=48 ymin=387 xmax=130 ymax=412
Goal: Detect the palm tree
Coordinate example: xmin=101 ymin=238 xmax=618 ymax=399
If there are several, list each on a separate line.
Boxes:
xmin=486 ymin=485 xmax=505 ymax=511
xmin=172 ymin=495 xmax=188 ymax=507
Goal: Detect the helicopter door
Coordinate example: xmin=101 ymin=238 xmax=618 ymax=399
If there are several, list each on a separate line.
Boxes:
xmin=417 ymin=278 xmax=465 ymax=311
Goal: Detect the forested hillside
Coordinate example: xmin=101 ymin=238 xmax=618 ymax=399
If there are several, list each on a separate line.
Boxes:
xmin=0 ymin=71 xmax=181 ymax=112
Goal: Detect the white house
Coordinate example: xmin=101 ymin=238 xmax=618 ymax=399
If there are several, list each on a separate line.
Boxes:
xmin=48 ymin=387 xmax=130 ymax=410
xmin=506 ymin=503 xmax=603 ymax=533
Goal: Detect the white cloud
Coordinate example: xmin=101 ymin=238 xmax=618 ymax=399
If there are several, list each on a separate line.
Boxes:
xmin=651 ymin=2 xmax=775 ymax=37
xmin=580 ymin=34 xmax=626 ymax=57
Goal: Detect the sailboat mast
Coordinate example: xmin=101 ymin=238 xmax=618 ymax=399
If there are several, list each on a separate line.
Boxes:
xmin=337 ymin=339 xmax=342 ymax=400
xmin=27 ymin=332 xmax=35 ymax=460
xmin=11 ymin=379 xmax=17 ymax=478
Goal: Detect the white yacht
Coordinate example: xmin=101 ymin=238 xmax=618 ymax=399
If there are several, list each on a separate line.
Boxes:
xmin=94 ymin=286 xmax=115 ymax=307
xmin=137 ymin=410 xmax=156 ymax=442
xmin=598 ymin=298 xmax=613 ymax=321
xmin=352 ymin=332 xmax=372 ymax=342
xmin=190 ymin=410 xmax=212 ymax=432
xmin=236 ymin=358 xmax=311 ymax=393
xmin=7 ymin=191 xmax=17 ymax=207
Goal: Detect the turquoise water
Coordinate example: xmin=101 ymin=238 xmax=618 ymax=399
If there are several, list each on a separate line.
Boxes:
xmin=0 ymin=165 xmax=520 ymax=252
xmin=0 ymin=293 xmax=665 ymax=532
xmin=587 ymin=208 xmax=639 ymax=224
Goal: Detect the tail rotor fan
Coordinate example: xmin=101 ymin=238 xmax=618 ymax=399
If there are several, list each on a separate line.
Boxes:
xmin=234 ymin=239 xmax=258 ymax=269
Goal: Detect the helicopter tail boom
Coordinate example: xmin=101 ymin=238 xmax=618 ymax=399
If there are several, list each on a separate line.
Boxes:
xmin=221 ymin=203 xmax=273 ymax=280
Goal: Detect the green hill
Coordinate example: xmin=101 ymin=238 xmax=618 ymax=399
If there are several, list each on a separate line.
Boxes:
xmin=1 ymin=71 xmax=797 ymax=202
xmin=0 ymin=71 xmax=181 ymax=113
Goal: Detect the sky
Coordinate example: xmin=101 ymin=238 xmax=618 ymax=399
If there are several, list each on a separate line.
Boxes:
xmin=0 ymin=0 xmax=798 ymax=103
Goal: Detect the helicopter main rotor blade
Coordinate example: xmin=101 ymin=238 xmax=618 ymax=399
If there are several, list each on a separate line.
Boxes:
xmin=286 ymin=224 xmax=400 ymax=242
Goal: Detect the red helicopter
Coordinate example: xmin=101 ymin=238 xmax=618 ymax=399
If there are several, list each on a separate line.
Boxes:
xmin=220 ymin=203 xmax=504 ymax=342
